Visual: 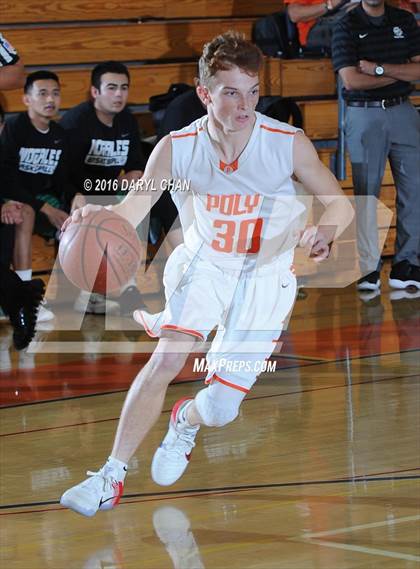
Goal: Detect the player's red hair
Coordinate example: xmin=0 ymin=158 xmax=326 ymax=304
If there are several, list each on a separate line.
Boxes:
xmin=198 ymin=31 xmax=263 ymax=86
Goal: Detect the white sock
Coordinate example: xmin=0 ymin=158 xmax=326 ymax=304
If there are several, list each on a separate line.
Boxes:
xmin=179 ymin=401 xmax=198 ymax=430
xmin=121 ymin=277 xmax=137 ymax=292
xmin=15 ymin=269 xmax=32 ymax=281
xmin=106 ymin=456 xmax=128 ymax=481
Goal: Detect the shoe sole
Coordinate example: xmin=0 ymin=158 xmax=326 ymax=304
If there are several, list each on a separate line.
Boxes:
xmin=74 ymin=303 xmax=119 ymax=314
xmin=389 ymin=278 xmax=420 ymax=290
xmin=356 ymin=282 xmax=380 ymax=291
xmin=60 ymin=494 xmax=97 ymax=517
xmin=389 ymin=289 xmax=420 ymax=300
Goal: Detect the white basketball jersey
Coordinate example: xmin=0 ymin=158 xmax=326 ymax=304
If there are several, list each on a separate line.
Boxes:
xmin=170 ymin=111 xmax=307 ymax=270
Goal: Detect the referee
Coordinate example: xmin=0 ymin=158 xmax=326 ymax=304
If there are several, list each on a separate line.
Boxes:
xmin=332 ymin=0 xmax=420 ymax=292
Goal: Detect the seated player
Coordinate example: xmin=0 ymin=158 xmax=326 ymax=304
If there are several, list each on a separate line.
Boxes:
xmin=0 ymin=33 xmax=47 ymax=343
xmin=60 ymin=32 xmax=354 ymax=517
xmin=0 ymin=70 xmax=72 ymax=322
xmin=60 ymin=61 xmax=146 ymax=315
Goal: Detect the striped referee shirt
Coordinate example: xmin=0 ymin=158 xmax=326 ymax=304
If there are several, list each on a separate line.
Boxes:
xmin=331 ymin=3 xmax=420 ymax=100
xmin=0 ymin=33 xmax=19 ymax=67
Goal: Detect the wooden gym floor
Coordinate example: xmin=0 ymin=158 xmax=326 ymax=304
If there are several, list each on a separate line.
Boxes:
xmin=0 ymin=239 xmax=419 ymax=569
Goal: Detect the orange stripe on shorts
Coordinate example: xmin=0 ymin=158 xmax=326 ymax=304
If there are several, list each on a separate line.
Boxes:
xmin=207 ymin=374 xmax=250 ymax=393
xmin=161 ymin=324 xmax=204 ymax=341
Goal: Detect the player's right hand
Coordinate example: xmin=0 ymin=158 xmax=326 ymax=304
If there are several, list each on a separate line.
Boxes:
xmin=61 ymin=204 xmax=104 ymax=233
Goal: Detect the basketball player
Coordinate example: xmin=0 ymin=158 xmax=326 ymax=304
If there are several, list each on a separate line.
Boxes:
xmin=60 ymin=32 xmax=354 ymax=516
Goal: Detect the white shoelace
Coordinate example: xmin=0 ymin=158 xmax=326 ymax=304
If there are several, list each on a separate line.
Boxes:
xmin=163 ymin=425 xmax=199 ymax=456
xmin=85 ymin=468 xmax=117 ymax=492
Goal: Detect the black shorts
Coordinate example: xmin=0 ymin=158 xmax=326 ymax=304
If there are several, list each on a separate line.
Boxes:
xmin=150 ymin=190 xmax=180 ymax=233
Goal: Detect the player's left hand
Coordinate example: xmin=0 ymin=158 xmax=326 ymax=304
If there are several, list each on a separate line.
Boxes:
xmin=358 ymin=60 xmax=376 ymax=76
xmin=299 ymin=226 xmax=331 ymax=262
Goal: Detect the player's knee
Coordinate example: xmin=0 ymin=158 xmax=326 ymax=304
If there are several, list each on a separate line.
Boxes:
xmin=21 ymin=203 xmax=35 ymax=220
xmin=195 ymin=388 xmax=239 ymax=427
xmin=17 ymin=204 xmax=35 ymax=231
xmin=148 ymin=350 xmax=188 ymax=381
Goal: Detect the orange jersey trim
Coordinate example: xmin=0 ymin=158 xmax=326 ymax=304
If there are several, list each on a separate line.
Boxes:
xmin=219 ymin=158 xmax=239 ymax=173
xmin=171 ymin=126 xmax=203 ymax=140
xmin=161 ymin=324 xmax=205 ymax=341
xmin=171 ymin=131 xmax=198 ymax=139
xmin=206 ymin=373 xmax=250 ymax=394
xmin=260 ymin=124 xmax=296 ymax=135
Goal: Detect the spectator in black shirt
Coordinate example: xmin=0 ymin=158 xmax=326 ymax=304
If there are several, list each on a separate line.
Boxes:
xmin=60 ymin=61 xmax=146 ymax=315
xmin=1 ymin=70 xmax=74 ymax=321
xmin=61 ymin=61 xmax=146 ymax=210
xmin=332 ymin=0 xmax=420 ymax=291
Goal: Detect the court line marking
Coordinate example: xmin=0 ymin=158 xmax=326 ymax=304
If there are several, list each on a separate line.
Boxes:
xmin=302 ymin=538 xmax=420 ymax=563
xmin=302 ymin=514 xmax=420 ymax=538
xmin=297 ymin=515 xmax=420 ymax=563
xmin=0 ymin=474 xmax=418 ymax=512
xmin=1 ymin=348 xmax=418 ymax=409
xmin=1 ymin=372 xmax=418 ymax=437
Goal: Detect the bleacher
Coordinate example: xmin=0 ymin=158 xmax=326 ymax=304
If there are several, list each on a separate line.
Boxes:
xmin=2 ymin=0 xmax=417 ymax=256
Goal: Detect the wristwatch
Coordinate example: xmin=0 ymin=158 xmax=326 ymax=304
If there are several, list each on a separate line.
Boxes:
xmin=374 ymin=64 xmax=385 ymax=77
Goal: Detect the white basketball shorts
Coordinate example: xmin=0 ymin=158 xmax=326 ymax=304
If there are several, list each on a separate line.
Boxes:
xmin=135 ymin=245 xmax=297 ymax=393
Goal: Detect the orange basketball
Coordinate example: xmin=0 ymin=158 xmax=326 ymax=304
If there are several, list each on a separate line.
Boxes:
xmin=59 ymin=209 xmax=141 ymax=294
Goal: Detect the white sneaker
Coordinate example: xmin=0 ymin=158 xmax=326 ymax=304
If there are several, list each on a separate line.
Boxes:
xmin=60 ymin=463 xmax=124 ymax=517
xmin=74 ymin=291 xmax=119 ymax=315
xmin=36 ymin=302 xmax=55 ymax=323
xmin=153 ymin=506 xmax=205 ymax=569
xmin=151 ymin=398 xmax=199 ymax=486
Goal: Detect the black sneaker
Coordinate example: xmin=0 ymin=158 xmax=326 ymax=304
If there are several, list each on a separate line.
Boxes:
xmin=9 ymin=279 xmax=45 ymax=351
xmin=357 ymin=271 xmax=380 ymax=291
xmin=389 ymin=261 xmax=420 ymax=289
xmin=118 ymin=286 xmax=146 ymax=316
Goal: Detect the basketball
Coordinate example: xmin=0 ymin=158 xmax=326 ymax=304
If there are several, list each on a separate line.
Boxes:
xmin=59 ymin=208 xmax=141 ymax=294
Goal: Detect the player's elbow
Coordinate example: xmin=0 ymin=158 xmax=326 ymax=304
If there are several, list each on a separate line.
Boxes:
xmin=339 ymin=69 xmax=359 ymax=91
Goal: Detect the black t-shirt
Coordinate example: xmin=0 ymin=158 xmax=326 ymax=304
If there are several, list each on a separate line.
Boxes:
xmin=60 ymin=101 xmax=146 ymax=195
xmin=332 ymin=3 xmax=420 ymax=100
xmin=0 ymin=113 xmax=74 ymax=208
xmin=158 ymin=89 xmax=206 ymax=141
xmin=0 ymin=33 xmax=19 ymax=67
